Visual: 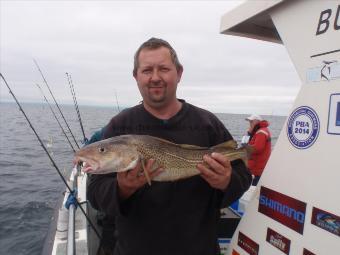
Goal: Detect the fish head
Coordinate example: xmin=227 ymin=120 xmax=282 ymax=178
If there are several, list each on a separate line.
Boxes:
xmin=74 ymin=136 xmax=140 ymax=174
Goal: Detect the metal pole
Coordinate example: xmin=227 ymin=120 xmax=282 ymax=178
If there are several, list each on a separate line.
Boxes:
xmin=67 ymin=204 xmax=76 ymax=255
xmin=67 ymin=168 xmax=78 ymax=255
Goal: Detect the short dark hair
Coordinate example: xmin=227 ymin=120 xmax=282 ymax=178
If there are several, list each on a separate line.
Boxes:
xmin=133 ymin=37 xmax=183 ymax=76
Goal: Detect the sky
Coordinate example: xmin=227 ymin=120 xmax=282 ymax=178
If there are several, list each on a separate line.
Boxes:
xmin=0 ymin=1 xmax=301 ymax=116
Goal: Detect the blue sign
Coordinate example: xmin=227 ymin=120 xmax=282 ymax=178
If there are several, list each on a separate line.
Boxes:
xmin=336 ymin=102 xmax=340 ymax=126
xmin=287 ymin=106 xmax=320 ymax=149
xmin=327 ymin=94 xmax=340 ymax=135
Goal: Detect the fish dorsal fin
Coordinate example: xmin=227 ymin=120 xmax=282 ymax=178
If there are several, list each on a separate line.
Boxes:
xmin=178 ymin=144 xmax=208 ymax=150
xmin=147 ymin=135 xmax=208 ymax=150
xmin=211 ymin=140 xmax=237 ymax=151
xmin=148 ymin=136 xmax=178 ymax=145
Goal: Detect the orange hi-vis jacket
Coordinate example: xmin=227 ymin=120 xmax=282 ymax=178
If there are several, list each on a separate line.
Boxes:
xmin=248 ymin=120 xmax=271 ymax=176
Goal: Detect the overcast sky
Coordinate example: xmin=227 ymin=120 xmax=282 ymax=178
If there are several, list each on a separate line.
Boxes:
xmin=0 ymin=1 xmax=301 ymax=116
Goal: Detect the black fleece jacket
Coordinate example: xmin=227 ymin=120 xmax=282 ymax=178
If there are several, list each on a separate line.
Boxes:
xmin=87 ymin=100 xmax=251 ymax=255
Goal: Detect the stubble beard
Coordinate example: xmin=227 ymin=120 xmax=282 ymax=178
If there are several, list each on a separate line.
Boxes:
xmin=147 ymin=83 xmax=167 ymax=105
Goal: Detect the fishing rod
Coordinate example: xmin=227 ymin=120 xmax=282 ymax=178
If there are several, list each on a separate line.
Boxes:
xmin=33 ymin=59 xmax=80 ymax=149
xmin=36 ymin=83 xmax=76 ymax=153
xmin=66 ymin=72 xmax=88 ymax=144
xmin=0 ymin=73 xmax=101 ymax=240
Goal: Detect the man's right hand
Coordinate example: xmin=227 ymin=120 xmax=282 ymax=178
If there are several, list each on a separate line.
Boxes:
xmin=117 ymin=158 xmax=163 ymax=200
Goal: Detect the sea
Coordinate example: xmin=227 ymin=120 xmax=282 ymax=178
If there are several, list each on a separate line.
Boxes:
xmin=0 ymin=102 xmax=286 ymax=255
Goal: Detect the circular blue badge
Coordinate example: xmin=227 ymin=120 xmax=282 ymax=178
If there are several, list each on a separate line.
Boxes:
xmin=286 ymin=106 xmax=320 ymax=149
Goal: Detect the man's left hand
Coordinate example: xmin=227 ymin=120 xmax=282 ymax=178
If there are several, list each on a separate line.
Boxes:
xmin=196 ymin=152 xmax=232 ymax=191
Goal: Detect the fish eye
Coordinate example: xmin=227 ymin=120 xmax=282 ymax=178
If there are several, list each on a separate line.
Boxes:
xmin=98 ymin=147 xmax=106 ymax=153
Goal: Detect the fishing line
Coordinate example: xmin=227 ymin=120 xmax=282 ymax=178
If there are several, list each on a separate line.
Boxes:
xmin=36 ymin=83 xmax=76 ymax=153
xmin=114 ymin=89 xmax=121 ymax=113
xmin=66 ymin=72 xmax=88 ymax=144
xmin=33 ymin=59 xmax=80 ymax=149
xmin=0 ymin=73 xmax=101 ymax=240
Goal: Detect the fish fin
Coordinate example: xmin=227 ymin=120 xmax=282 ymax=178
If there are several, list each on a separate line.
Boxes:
xmin=141 ymin=159 xmax=152 ymax=186
xmin=148 ymin=136 xmax=178 ymax=145
xmin=148 ymin=136 xmax=208 ymax=150
xmin=223 ymin=146 xmax=251 ymax=167
xmin=211 ymin=140 xmax=237 ymax=151
xmin=243 ymin=144 xmax=254 ymax=158
xmin=178 ymin=144 xmax=208 ymax=150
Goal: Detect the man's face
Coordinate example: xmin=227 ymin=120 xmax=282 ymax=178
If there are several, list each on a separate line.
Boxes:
xmin=134 ymin=47 xmax=183 ymax=108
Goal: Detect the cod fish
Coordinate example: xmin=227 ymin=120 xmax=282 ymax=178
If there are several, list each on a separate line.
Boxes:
xmin=74 ymin=134 xmax=248 ymax=182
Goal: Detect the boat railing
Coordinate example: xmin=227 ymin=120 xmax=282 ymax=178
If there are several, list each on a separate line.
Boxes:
xmin=66 ymin=166 xmax=78 ymax=255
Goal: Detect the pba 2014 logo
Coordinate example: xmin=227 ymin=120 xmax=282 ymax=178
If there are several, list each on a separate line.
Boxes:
xmin=287 ymin=106 xmax=320 ymax=149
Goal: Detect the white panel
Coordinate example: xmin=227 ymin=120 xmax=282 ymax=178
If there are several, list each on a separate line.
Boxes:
xmin=225 ymin=1 xmax=340 ymax=254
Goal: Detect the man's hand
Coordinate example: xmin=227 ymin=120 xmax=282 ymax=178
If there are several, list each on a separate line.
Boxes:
xmin=117 ymin=159 xmax=163 ymax=200
xmin=196 ymin=152 xmax=232 ymax=191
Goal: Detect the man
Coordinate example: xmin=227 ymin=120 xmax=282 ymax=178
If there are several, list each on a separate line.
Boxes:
xmin=87 ymin=37 xmax=251 ymax=255
xmin=245 ymin=114 xmax=271 ymax=186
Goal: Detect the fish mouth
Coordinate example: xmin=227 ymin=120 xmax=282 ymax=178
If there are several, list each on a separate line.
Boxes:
xmin=74 ymin=156 xmax=100 ymax=173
